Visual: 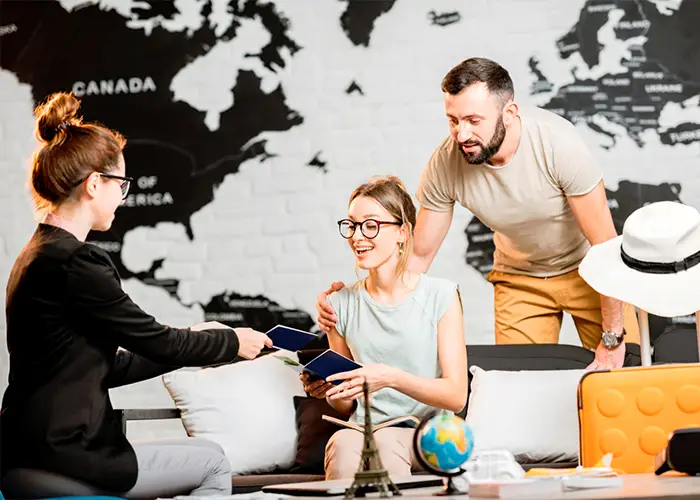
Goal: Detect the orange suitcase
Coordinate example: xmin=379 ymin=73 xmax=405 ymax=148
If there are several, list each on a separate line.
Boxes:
xmin=577 ymin=310 xmax=700 ymax=474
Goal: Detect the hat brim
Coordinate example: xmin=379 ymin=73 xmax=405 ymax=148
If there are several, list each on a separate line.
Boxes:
xmin=579 ymin=236 xmax=700 ymax=318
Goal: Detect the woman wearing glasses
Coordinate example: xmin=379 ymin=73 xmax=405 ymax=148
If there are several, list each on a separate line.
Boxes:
xmin=0 ymin=92 xmax=273 ymax=499
xmin=300 ymin=176 xmax=467 ymax=479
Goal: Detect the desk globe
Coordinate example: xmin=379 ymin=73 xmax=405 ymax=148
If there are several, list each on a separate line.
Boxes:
xmin=413 ymin=412 xmax=474 ymax=495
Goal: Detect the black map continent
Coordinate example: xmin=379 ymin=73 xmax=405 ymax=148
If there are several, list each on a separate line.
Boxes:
xmin=339 ymin=0 xmax=397 ymax=47
xmin=201 ymin=291 xmax=315 ymax=332
xmin=0 ymin=0 xmax=315 ymax=331
xmin=131 ymin=0 xmax=180 ymax=21
xmin=536 ymin=0 xmax=700 ymax=148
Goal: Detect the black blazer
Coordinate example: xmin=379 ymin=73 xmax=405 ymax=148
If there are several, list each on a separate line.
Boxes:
xmin=0 ymin=224 xmax=240 ymax=492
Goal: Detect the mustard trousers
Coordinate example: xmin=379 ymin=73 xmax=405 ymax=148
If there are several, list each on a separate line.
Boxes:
xmin=487 ymin=268 xmax=640 ymax=350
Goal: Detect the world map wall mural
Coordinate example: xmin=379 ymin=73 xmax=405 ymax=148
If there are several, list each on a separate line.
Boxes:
xmin=1 ymin=0 xmax=699 ymax=391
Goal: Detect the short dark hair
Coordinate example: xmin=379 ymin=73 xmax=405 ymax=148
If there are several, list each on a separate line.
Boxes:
xmin=441 ymin=57 xmax=514 ymax=104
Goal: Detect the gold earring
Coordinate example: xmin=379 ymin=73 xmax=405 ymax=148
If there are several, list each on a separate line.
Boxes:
xmin=398 ymin=242 xmax=404 ymax=255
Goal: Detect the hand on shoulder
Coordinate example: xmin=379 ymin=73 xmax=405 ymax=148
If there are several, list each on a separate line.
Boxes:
xmin=316 ymin=281 xmax=345 ymax=332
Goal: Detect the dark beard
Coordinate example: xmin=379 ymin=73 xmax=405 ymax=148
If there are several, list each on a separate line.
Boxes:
xmin=459 ymin=116 xmax=506 ymax=164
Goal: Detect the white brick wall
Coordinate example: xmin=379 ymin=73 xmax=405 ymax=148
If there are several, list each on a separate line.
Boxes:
xmin=1 ymin=0 xmax=698 ymax=440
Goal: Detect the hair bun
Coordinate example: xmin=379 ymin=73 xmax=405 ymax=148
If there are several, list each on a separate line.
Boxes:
xmin=34 ymin=92 xmax=82 ymax=143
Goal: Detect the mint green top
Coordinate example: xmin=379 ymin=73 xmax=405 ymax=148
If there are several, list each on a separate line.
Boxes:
xmin=327 ymin=274 xmax=459 ymax=426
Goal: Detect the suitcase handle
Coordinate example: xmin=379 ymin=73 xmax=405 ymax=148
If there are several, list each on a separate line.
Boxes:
xmin=636 ymin=307 xmax=700 ymax=367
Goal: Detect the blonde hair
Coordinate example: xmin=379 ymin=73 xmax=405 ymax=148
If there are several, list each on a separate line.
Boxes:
xmin=348 ymin=175 xmax=417 ymax=278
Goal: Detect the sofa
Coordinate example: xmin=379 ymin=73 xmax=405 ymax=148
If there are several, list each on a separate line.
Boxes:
xmin=2 ymin=326 xmax=694 ymax=498
xmin=155 ymin=335 xmax=653 ymax=494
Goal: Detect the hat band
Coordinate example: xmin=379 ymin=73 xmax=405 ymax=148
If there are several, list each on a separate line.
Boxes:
xmin=621 ymin=246 xmax=700 ymax=274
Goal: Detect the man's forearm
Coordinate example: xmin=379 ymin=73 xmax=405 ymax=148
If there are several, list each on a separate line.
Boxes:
xmin=408 ymin=252 xmax=432 ymax=274
xmin=600 ymin=294 xmax=625 ymax=335
xmin=566 ymin=184 xmax=624 ymax=337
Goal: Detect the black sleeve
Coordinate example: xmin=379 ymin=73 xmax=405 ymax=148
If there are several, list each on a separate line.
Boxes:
xmin=66 ymin=244 xmax=240 ymax=366
xmin=105 ymin=349 xmax=180 ymax=388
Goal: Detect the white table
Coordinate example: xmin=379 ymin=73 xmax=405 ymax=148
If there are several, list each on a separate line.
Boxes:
xmin=158 ymin=473 xmax=700 ymax=500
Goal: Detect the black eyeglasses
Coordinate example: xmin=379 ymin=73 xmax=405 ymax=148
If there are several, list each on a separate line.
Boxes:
xmin=337 ymin=219 xmax=402 ymax=239
xmin=72 ymin=172 xmax=134 ymax=199
xmin=100 ymin=173 xmax=134 ymax=199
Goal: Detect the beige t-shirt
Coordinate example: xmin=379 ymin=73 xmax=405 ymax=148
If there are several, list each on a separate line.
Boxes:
xmin=416 ymin=106 xmax=603 ymax=278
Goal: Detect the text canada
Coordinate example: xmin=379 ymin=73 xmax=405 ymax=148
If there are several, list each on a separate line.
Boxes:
xmin=72 ymin=77 xmax=157 ymax=97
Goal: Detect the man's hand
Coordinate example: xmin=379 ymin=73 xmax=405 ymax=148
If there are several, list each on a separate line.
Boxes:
xmin=586 ymin=340 xmax=625 ymax=371
xmin=316 ymin=281 xmax=345 ymax=332
xmin=300 ymin=373 xmax=333 ymax=399
xmin=234 ymin=327 xmax=273 ymax=360
xmin=325 ymin=364 xmax=399 ymax=401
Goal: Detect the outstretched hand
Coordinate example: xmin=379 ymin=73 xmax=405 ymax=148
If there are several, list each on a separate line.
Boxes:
xmin=234 ymin=327 xmax=273 ymax=360
xmin=316 ymin=281 xmax=345 ymax=332
xmin=188 ymin=321 xmax=272 ymax=360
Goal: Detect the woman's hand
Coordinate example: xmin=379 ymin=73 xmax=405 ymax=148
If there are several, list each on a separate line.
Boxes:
xmin=300 ymin=373 xmax=333 ymax=399
xmin=325 ymin=364 xmax=400 ymax=401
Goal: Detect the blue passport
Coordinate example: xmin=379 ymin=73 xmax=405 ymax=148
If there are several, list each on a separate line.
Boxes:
xmin=277 ymin=349 xmax=362 ymax=385
xmin=265 ymin=325 xmax=318 ymax=352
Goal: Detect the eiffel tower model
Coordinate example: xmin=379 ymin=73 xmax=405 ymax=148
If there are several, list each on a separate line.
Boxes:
xmin=344 ymin=382 xmax=402 ymax=498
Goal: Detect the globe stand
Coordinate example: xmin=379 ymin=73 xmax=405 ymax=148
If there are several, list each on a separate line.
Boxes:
xmin=435 ymin=475 xmax=465 ymax=496
xmin=412 ymin=412 xmax=473 ymax=496
xmin=344 ymin=382 xmax=402 ymax=498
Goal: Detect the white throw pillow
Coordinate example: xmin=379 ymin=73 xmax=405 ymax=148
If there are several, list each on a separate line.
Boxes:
xmin=465 ymin=366 xmax=584 ymax=464
xmin=162 ymin=352 xmax=306 ymax=475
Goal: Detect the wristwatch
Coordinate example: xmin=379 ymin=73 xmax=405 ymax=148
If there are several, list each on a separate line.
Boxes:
xmin=601 ymin=330 xmax=625 ymax=350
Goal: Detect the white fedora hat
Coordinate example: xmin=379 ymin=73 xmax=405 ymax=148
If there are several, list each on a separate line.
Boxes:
xmin=579 ymin=200 xmax=700 ymax=318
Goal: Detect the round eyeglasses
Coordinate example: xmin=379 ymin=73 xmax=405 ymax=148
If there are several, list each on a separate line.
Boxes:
xmin=337 ymin=219 xmax=402 ymax=239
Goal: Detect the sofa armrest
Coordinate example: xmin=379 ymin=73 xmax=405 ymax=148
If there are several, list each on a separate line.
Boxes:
xmin=114 ymin=408 xmax=181 ymax=434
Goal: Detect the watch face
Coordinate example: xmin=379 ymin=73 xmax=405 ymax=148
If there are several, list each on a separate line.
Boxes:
xmin=602 ymin=331 xmax=619 ymax=347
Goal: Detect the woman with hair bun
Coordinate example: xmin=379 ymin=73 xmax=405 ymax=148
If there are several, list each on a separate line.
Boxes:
xmin=0 ymin=92 xmax=272 ymax=498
